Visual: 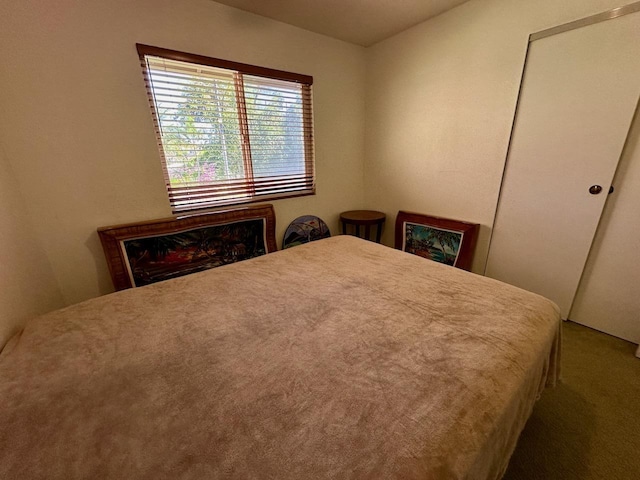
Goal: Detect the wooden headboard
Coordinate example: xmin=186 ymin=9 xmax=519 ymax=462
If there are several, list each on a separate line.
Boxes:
xmin=98 ymin=204 xmax=276 ymax=291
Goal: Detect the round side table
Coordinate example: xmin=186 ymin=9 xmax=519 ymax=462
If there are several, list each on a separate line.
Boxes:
xmin=340 ymin=210 xmax=386 ymax=243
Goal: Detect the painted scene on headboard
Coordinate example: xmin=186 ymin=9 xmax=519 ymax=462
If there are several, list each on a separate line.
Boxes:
xmin=98 ymin=204 xmax=277 ymax=291
xmin=122 ymin=219 xmax=267 ymax=287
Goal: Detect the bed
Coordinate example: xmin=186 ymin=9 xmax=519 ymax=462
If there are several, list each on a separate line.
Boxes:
xmin=0 ymin=234 xmax=560 ymax=479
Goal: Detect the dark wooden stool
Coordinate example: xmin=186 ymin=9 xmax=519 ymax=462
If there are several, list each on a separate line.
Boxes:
xmin=340 ymin=210 xmax=386 ymax=243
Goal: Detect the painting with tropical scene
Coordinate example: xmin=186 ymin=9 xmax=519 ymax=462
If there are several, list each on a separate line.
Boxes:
xmin=122 ymin=219 xmax=266 ymax=286
xmin=394 ymin=211 xmax=480 ymax=271
xmin=403 ymin=222 xmax=463 ymax=266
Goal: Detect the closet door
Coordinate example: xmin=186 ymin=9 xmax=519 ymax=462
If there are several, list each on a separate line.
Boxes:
xmin=569 ymin=111 xmax=640 ymax=344
xmin=485 ymin=12 xmax=640 ymax=318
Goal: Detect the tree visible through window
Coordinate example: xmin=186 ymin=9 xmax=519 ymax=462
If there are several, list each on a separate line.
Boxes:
xmin=137 ymin=45 xmax=315 ymax=212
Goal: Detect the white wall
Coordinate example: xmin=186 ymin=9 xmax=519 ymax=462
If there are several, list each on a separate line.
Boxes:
xmin=0 ymin=0 xmax=366 ymax=305
xmin=364 ymin=0 xmax=632 ymax=273
xmin=0 ymin=147 xmax=64 ymax=346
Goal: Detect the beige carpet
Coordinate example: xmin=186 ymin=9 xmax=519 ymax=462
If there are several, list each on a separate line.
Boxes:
xmin=504 ymin=321 xmax=640 ymax=479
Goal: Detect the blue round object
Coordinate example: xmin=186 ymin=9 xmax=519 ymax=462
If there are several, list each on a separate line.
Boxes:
xmin=283 ymin=215 xmax=331 ymax=249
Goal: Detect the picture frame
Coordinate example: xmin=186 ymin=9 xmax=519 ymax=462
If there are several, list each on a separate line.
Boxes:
xmin=395 ymin=211 xmax=479 ymax=271
xmin=98 ymin=204 xmax=276 ymax=291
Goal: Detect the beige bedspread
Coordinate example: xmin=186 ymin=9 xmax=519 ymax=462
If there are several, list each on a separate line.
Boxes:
xmin=0 ymin=236 xmax=560 ymax=479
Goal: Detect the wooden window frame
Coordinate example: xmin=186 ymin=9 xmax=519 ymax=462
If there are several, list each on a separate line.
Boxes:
xmin=137 ymin=44 xmax=315 ymax=213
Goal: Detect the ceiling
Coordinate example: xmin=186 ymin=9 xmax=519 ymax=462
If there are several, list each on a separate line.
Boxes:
xmin=212 ymin=0 xmax=471 ymax=47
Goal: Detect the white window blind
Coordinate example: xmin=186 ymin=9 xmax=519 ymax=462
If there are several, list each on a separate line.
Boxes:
xmin=137 ymin=45 xmax=315 ymax=212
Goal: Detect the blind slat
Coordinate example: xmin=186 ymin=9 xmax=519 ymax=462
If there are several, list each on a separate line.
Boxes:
xmin=168 ymin=176 xmax=316 ymax=193
xmin=171 ymin=189 xmax=315 ymax=213
xmin=157 ymin=129 xmax=308 ymax=135
xmin=169 ymin=184 xmax=315 ymax=199
xmin=148 ymin=89 xmax=311 ymax=103
xmin=152 ymin=107 xmax=311 ymax=120
xmin=171 ymin=187 xmax=314 ymax=207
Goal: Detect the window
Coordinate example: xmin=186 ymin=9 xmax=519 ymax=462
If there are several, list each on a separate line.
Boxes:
xmin=137 ymin=44 xmax=315 ymax=212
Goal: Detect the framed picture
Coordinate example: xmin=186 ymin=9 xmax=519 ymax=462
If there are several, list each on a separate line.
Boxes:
xmin=98 ymin=204 xmax=276 ymax=290
xmin=395 ymin=211 xmax=479 ymax=271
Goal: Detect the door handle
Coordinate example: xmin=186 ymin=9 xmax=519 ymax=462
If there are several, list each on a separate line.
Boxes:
xmin=589 ymin=185 xmax=603 ymax=195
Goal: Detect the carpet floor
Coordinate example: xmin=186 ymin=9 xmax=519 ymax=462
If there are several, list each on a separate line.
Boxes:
xmin=503 ymin=321 xmax=640 ymax=479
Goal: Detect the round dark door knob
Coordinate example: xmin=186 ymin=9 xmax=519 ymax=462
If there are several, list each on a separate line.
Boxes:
xmin=589 ymin=185 xmax=603 ymax=195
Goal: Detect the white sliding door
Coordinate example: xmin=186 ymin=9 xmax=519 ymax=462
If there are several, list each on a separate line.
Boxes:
xmin=485 ymin=12 xmax=640 ymax=318
xmin=569 ymin=109 xmax=640 ymax=344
